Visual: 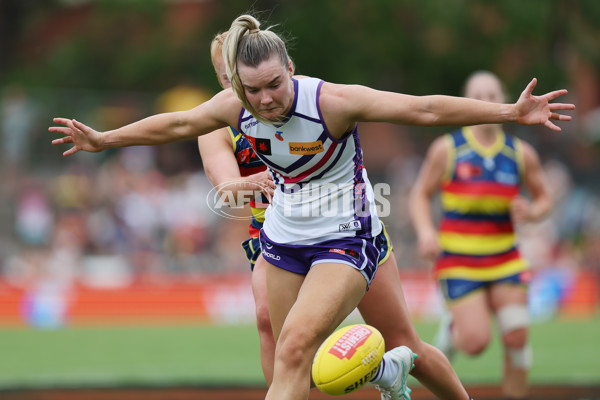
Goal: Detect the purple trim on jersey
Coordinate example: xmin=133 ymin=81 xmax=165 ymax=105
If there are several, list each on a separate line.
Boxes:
xmin=351 ymin=130 xmax=374 ymax=238
xmin=300 ymin=139 xmax=347 ymax=184
xmin=316 ymin=80 xmax=355 ymax=144
xmin=291 ymin=111 xmax=322 ymax=124
xmin=237 ymin=107 xmax=247 ymax=133
xmin=315 ymin=80 xmax=335 ymax=142
xmin=276 ymin=139 xmax=347 ymax=193
xmin=289 ymin=78 xmax=299 ymax=117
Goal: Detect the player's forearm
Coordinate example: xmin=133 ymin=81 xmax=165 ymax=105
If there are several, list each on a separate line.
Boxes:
xmin=102 ymin=112 xmax=195 ymax=149
xmin=215 ymin=177 xmax=266 ymax=207
xmin=528 ymin=195 xmax=553 ymax=222
xmin=419 ymin=95 xmax=517 ymax=127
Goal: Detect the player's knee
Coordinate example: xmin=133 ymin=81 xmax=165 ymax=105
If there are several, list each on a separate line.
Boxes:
xmin=502 ymin=326 xmax=528 ymax=349
xmin=459 ymin=328 xmax=490 ymax=355
xmin=275 ymin=327 xmax=316 ymax=369
xmin=462 ymin=338 xmax=488 ymax=356
xmin=254 ymin=303 xmax=272 ymax=335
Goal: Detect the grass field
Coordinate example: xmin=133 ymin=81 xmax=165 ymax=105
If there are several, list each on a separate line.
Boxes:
xmin=0 ymin=317 xmax=599 ymax=390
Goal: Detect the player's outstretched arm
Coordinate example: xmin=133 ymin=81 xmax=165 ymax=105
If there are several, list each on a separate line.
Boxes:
xmin=49 ymin=90 xmax=240 ymax=157
xmin=49 ymin=112 xmax=200 ymax=156
xmin=328 ymin=78 xmax=574 ymax=132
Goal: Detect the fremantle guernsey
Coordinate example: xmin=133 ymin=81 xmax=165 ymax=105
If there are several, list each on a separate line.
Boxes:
xmin=237 ymin=77 xmax=382 ymax=245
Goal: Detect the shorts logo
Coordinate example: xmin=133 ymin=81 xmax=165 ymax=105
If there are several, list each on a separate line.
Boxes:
xmin=339 ymin=220 xmax=362 ymax=232
xmin=262 ymin=249 xmax=281 ymax=261
xmin=289 ymin=140 xmax=324 ymax=155
xmin=329 ymin=248 xmax=359 ymax=260
xmin=264 ymin=242 xmax=274 ymax=249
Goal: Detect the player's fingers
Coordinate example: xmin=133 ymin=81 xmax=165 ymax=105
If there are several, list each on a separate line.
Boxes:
xmin=53 ymin=117 xmax=72 ymax=125
xmin=48 ymin=126 xmax=73 ymax=135
xmin=524 ymin=78 xmax=537 ymax=95
xmin=549 ymin=102 xmax=576 ymax=111
xmin=71 ymin=119 xmax=88 ymax=132
xmin=544 ymin=89 xmax=568 ymax=101
xmin=544 ymin=120 xmax=561 ymax=132
xmin=550 ymin=112 xmax=572 ymax=121
xmin=63 ymin=146 xmax=80 ymax=157
xmin=51 ymin=137 xmax=73 ymax=145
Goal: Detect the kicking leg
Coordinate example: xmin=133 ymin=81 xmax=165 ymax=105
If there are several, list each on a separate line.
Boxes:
xmin=265 ymin=261 xmax=367 ymax=400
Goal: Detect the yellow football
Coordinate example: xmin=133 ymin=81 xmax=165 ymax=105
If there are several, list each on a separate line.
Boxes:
xmin=312 ymin=324 xmax=385 ymax=396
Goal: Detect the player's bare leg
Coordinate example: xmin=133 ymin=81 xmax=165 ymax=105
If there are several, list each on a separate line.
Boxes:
xmin=265 ymin=261 xmax=366 ymax=400
xmin=448 ymin=292 xmax=494 ymax=356
xmin=490 ymin=283 xmax=530 ymax=399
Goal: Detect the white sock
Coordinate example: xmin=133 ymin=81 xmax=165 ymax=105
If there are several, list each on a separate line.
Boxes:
xmin=369 ymin=352 xmax=399 ymax=387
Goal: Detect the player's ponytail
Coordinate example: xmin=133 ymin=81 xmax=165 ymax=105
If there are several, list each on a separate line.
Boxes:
xmin=222 ymin=15 xmax=290 ymax=124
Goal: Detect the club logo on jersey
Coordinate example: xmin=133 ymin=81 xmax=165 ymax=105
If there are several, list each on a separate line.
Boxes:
xmin=248 ymin=138 xmax=272 ymax=155
xmin=275 ymin=130 xmax=284 ymax=141
xmin=289 ymin=140 xmax=324 ymax=155
xmin=456 ymin=161 xmax=482 ymax=180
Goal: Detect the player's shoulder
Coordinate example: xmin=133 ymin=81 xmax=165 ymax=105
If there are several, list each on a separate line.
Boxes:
xmin=429 ymin=134 xmax=452 ymax=155
xmin=208 ymin=88 xmax=243 ymax=124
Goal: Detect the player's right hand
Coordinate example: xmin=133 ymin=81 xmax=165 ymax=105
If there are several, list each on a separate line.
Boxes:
xmin=249 ymin=170 xmax=276 ymax=202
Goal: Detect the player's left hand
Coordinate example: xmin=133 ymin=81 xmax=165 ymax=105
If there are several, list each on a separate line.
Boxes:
xmin=510 ymin=195 xmax=533 ymax=224
xmin=514 ymin=78 xmax=575 ymax=132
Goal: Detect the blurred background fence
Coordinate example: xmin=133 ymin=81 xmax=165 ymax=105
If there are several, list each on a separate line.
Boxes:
xmin=0 ymin=0 xmax=599 ymax=329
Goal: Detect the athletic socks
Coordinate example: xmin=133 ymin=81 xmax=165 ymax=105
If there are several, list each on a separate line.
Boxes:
xmin=369 ymin=353 xmax=399 ymax=386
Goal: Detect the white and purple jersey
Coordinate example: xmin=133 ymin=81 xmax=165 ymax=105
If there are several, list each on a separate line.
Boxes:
xmin=238 ymin=77 xmax=382 ymax=245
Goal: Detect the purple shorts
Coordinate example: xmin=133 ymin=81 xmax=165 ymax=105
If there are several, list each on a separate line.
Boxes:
xmin=259 ymin=230 xmax=384 ymax=287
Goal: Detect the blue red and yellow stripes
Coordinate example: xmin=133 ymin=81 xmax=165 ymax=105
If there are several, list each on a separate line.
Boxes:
xmin=434 ymin=128 xmax=527 ymax=281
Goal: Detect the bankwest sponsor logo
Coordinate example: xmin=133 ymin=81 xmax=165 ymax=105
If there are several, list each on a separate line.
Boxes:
xmin=289 ymin=140 xmax=324 ymax=155
xmin=328 ymin=325 xmax=372 ymax=360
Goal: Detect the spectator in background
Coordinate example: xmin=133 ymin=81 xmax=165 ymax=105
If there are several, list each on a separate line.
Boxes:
xmin=1 ymin=85 xmax=36 ymax=162
xmin=409 ymin=71 xmax=554 ymax=399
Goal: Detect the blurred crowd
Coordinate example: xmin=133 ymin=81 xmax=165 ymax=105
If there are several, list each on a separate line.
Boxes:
xmin=1 ymin=84 xmax=599 ymax=315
